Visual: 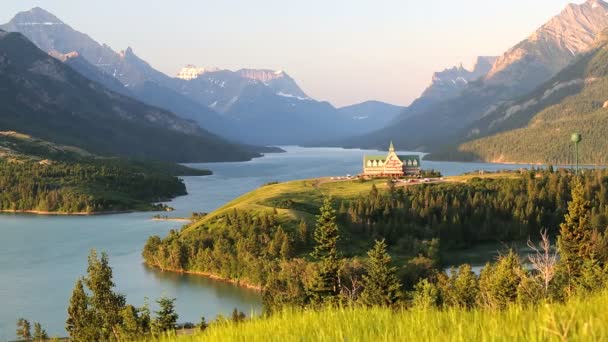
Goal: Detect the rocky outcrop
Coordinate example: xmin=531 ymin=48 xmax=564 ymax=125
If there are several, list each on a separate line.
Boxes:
xmin=419 ymin=56 xmax=497 ymax=102
xmin=485 ymin=0 xmax=608 ymax=92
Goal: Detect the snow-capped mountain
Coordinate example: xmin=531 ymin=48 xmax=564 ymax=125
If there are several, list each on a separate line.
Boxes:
xmin=174 ymin=67 xmax=311 ymax=113
xmin=1 ymin=7 xmax=412 ymax=145
xmin=0 ymin=7 xmax=229 ymax=134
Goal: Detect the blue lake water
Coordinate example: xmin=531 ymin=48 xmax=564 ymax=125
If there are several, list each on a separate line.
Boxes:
xmin=0 ymin=146 xmax=535 ymax=340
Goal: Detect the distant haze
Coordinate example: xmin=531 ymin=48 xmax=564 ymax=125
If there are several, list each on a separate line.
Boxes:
xmin=0 ymin=0 xmax=584 ymax=107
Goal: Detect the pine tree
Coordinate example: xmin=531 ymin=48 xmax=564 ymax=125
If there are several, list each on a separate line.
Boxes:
xmin=231 ymin=308 xmax=246 ymax=323
xmin=443 ymin=264 xmax=479 ymax=309
xmin=33 ymin=323 xmax=48 ymax=342
xmin=557 ymin=179 xmax=594 ymax=290
xmin=16 ymin=318 xmax=31 ymax=341
xmin=153 ymin=296 xmax=178 ymax=333
xmin=66 ymin=278 xmax=95 ymax=342
xmin=297 ymin=219 xmax=308 ymax=245
xmin=198 ymin=316 xmax=208 ymax=331
xmin=308 ymin=197 xmax=341 ymax=304
xmin=412 ymin=278 xmax=439 ymax=309
xmin=359 ymin=239 xmax=402 ymax=306
xmin=84 ymin=250 xmax=126 ymax=341
xmin=478 ymin=251 xmax=523 ymax=309
xmin=119 ymin=305 xmax=142 ymax=340
xmin=280 ymin=234 xmax=292 ymax=259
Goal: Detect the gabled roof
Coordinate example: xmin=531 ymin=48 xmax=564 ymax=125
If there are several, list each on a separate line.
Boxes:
xmin=363 ymin=155 xmax=387 ymax=162
xmin=397 ymin=155 xmax=421 ymax=163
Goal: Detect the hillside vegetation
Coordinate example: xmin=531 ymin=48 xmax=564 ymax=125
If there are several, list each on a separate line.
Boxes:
xmin=0 ymin=131 xmax=210 ymax=213
xmin=444 ymin=33 xmax=608 ymax=164
xmin=142 ymin=169 xmax=608 ymax=302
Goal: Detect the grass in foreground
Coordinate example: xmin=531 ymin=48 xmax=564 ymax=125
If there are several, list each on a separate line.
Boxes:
xmin=149 ymin=290 xmax=608 ymax=342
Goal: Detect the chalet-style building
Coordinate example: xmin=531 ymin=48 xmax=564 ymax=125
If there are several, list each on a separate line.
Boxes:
xmin=363 ymin=142 xmax=421 ymax=177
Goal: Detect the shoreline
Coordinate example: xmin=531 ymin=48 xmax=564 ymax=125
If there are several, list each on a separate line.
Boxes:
xmin=0 ymin=209 xmax=138 ymax=216
xmin=144 ymin=264 xmax=263 ymax=291
xmin=151 ymin=217 xmax=191 ymax=222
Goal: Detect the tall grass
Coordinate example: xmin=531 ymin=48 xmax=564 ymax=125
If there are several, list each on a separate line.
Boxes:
xmin=149 ymin=290 xmax=608 ymax=342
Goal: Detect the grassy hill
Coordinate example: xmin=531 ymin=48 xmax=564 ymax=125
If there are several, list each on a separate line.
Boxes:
xmin=434 ymin=32 xmax=608 ymax=165
xmin=152 ymin=290 xmax=608 ymax=341
xmin=144 ymin=170 xmax=573 ymax=292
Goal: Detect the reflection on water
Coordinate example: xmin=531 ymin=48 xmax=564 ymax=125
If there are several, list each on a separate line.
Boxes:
xmin=141 ymin=266 xmax=262 ymax=319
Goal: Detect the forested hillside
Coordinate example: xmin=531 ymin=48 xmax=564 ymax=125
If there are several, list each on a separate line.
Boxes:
xmin=142 ymin=169 xmax=608 ymax=298
xmin=0 ymin=131 xmax=210 ymax=213
xmin=433 ymin=31 xmax=608 ymax=164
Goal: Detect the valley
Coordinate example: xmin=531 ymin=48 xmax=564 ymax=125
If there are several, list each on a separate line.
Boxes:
xmin=2 ymin=1 xmax=608 ymax=341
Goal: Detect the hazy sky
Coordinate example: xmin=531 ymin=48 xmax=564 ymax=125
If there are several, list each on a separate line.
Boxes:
xmin=1 ymin=0 xmax=586 ymax=107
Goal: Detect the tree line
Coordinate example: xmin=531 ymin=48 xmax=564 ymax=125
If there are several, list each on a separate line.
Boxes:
xmin=0 ymin=158 xmax=189 ymax=213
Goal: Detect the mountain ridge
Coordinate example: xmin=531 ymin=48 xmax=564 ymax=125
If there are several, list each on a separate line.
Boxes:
xmin=0 ymin=30 xmax=260 ymax=162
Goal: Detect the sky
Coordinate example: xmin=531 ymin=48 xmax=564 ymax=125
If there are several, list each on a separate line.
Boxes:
xmin=0 ymin=0 xmax=586 ymax=107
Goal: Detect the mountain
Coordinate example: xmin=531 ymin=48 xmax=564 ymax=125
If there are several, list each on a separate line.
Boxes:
xmin=1 ymin=8 xmax=396 ymax=146
xmin=420 ymin=56 xmax=497 ymax=103
xmin=0 ymin=30 xmax=259 ymax=162
xmin=485 ymin=0 xmax=608 ymax=93
xmin=0 ymin=7 xmax=230 ymax=135
xmin=173 ymin=65 xmax=397 ymax=144
xmin=340 ymin=0 xmax=608 ymax=152
xmin=48 ymin=50 xmax=132 ymax=96
xmin=337 ymin=101 xmax=405 ymax=132
xmin=432 ymin=30 xmax=608 ymax=165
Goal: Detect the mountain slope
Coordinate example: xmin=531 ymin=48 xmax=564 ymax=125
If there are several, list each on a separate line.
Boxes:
xmin=342 ymin=0 xmax=608 ymax=152
xmin=448 ymin=32 xmax=608 ymax=164
xmin=337 ymin=101 xmax=405 ymax=132
xmin=0 ymin=30 xmax=258 ymax=162
xmin=2 ymin=8 xmax=396 ymax=146
xmin=174 ymin=66 xmax=394 ymax=144
xmin=0 ymin=7 xmax=230 ymax=134
xmin=419 ymin=56 xmax=497 ymax=103
xmin=485 ymin=0 xmax=608 ymax=93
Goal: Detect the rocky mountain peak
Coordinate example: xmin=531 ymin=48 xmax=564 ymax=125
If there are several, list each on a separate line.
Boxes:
xmin=48 ymin=50 xmax=79 ymax=62
xmin=176 ymin=65 xmax=221 ymax=80
xmin=8 ymin=7 xmax=65 ymax=26
xmin=485 ymin=0 xmax=608 ymax=90
xmin=236 ymin=69 xmax=288 ymax=82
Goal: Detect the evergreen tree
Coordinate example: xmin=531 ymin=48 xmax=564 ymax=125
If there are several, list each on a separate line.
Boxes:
xmin=308 ymin=197 xmax=342 ymax=304
xmin=442 ymin=264 xmax=479 ymax=309
xmin=66 ymin=278 xmax=95 ymax=342
xmin=33 ymin=323 xmax=48 ymax=342
xmin=297 ymin=219 xmax=308 ymax=245
xmin=139 ymin=298 xmax=152 ymax=335
xmin=412 ymin=278 xmax=439 ymax=309
xmin=16 ymin=318 xmax=31 ymax=341
xmin=153 ymin=296 xmax=178 ymax=333
xmin=231 ymin=308 xmax=246 ymax=323
xmin=198 ymin=316 xmax=208 ymax=331
xmin=118 ymin=305 xmax=142 ymax=340
xmin=85 ymin=250 xmax=126 ymax=341
xmin=359 ymin=239 xmax=402 ymax=306
xmin=557 ymin=179 xmax=594 ymax=293
xmin=478 ymin=251 xmax=523 ymax=309
xmin=280 ymin=234 xmax=292 ymax=259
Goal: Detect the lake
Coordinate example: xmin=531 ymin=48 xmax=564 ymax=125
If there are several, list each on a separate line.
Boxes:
xmin=0 ymin=146 xmax=535 ymax=340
